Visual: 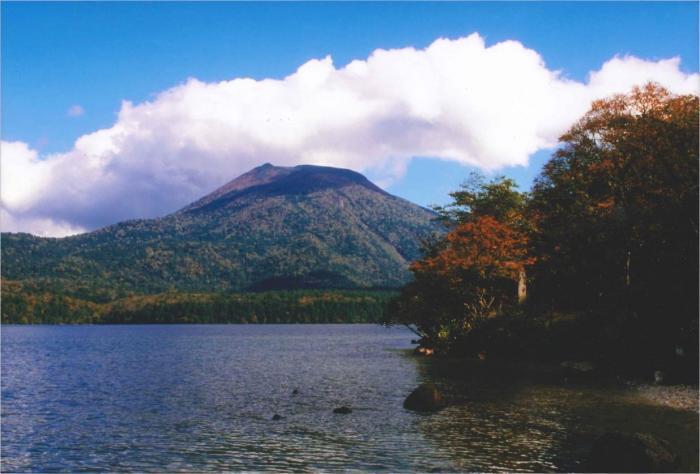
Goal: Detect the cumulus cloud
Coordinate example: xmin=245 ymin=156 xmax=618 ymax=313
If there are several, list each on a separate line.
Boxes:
xmin=1 ymin=33 xmax=698 ymax=236
xmin=0 ymin=208 xmax=86 ymax=237
xmin=66 ymin=104 xmax=85 ymax=117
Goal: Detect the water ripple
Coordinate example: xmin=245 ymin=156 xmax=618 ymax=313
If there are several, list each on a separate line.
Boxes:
xmin=2 ymin=325 xmax=698 ymax=472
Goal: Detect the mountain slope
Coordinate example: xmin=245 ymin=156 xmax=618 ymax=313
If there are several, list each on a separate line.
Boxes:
xmin=2 ymin=164 xmax=439 ymax=298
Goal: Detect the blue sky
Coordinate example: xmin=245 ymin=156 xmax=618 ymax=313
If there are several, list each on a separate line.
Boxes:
xmin=1 ymin=2 xmax=698 ymax=234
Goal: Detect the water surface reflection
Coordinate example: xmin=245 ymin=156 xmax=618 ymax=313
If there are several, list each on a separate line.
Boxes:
xmin=1 ymin=325 xmax=697 ymax=472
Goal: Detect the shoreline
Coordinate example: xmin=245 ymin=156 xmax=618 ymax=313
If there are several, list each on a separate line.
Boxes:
xmin=412 ymin=352 xmax=700 ymax=413
xmin=631 ymin=383 xmax=700 ymax=413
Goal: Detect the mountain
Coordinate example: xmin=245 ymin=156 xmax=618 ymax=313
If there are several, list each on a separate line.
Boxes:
xmin=2 ymin=163 xmax=439 ymax=300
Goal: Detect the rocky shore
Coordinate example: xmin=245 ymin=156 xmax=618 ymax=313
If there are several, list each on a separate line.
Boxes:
xmin=632 ymin=383 xmax=699 ymax=413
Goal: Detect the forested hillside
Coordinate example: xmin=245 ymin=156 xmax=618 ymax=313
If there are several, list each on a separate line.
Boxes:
xmin=2 ymin=164 xmax=438 ymax=312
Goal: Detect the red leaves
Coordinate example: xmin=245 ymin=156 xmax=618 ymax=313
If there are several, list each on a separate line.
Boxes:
xmin=412 ymin=215 xmax=533 ymax=285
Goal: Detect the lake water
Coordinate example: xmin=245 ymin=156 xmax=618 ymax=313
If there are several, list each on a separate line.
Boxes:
xmin=2 ymin=324 xmax=697 ymax=472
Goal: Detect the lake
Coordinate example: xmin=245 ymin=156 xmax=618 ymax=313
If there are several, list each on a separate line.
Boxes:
xmin=2 ymin=324 xmax=697 ymax=472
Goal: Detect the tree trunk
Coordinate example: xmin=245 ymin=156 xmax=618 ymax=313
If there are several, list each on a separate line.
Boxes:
xmin=517 ymin=268 xmax=527 ymax=305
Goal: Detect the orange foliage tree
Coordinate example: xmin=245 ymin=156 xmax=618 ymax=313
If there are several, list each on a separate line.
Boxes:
xmin=385 ymin=174 xmax=534 ymax=350
xmin=413 ymin=215 xmax=533 ymax=306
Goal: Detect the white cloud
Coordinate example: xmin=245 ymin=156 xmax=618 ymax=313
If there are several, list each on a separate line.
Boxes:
xmin=66 ymin=104 xmax=85 ymax=117
xmin=0 ymin=208 xmax=86 ymax=237
xmin=2 ymin=33 xmax=698 ymax=236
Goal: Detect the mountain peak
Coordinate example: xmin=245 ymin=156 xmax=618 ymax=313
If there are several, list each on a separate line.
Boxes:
xmin=181 ymin=163 xmax=293 ymax=212
xmin=182 ymin=163 xmax=388 ymax=213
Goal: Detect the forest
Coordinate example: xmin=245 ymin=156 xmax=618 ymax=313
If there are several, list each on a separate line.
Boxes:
xmin=1 ymin=281 xmax=395 ymax=325
xmin=385 ymin=84 xmax=699 ymax=380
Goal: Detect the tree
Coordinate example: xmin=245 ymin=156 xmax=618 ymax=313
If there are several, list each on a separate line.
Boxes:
xmin=433 ymin=173 xmax=534 ymax=304
xmin=434 ymin=172 xmax=529 ymax=227
xmin=385 ymin=175 xmax=533 ymax=351
xmin=413 ymin=215 xmax=533 ymax=306
xmin=530 ymin=83 xmax=699 ymax=362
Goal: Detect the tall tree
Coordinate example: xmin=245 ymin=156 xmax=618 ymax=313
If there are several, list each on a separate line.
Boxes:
xmin=530 ymin=83 xmax=699 ymax=358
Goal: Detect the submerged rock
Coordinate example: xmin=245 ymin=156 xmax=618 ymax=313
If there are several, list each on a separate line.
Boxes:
xmin=333 ymin=406 xmax=352 ymax=414
xmin=560 ymin=360 xmax=595 ymax=373
xmin=413 ymin=346 xmax=435 ymax=356
xmin=403 ymin=383 xmax=446 ymax=412
xmin=588 ymin=431 xmax=679 ymax=472
xmin=654 ymin=370 xmax=665 ymax=385
xmin=271 ymin=414 xmax=284 ymax=421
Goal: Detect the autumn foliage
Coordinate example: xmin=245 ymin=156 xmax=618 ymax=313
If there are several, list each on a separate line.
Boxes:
xmin=387 ymin=83 xmax=699 ymax=373
xmin=413 ymin=215 xmax=533 ymax=284
xmin=386 ymin=174 xmax=533 ymax=350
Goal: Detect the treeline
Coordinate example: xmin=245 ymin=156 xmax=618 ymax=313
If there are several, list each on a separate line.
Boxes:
xmin=385 ymin=84 xmax=699 ymax=378
xmin=2 ymin=282 xmax=395 ymax=324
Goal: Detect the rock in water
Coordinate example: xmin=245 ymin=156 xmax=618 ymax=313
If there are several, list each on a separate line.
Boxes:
xmin=413 ymin=346 xmax=435 ymax=356
xmin=560 ymin=360 xmax=595 ymax=373
xmin=403 ymin=383 xmax=446 ymax=412
xmin=333 ymin=406 xmax=352 ymax=414
xmin=588 ymin=431 xmax=679 ymax=472
xmin=654 ymin=370 xmax=665 ymax=385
